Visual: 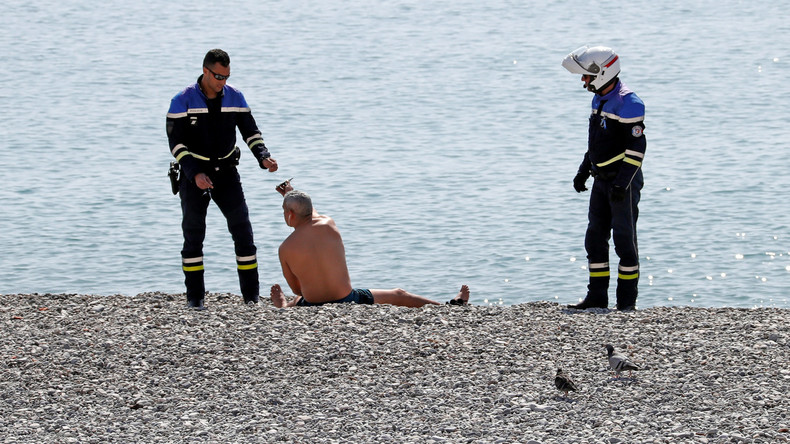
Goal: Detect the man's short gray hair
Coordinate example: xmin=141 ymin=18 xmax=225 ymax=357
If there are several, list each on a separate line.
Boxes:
xmin=283 ymin=190 xmax=313 ymax=218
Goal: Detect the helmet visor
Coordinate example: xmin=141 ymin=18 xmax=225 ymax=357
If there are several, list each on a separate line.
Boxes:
xmin=562 ymin=46 xmax=600 ymax=75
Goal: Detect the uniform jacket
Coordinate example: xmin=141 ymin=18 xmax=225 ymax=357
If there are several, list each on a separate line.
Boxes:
xmin=578 ymin=81 xmax=646 ymax=189
xmin=166 ymin=75 xmax=270 ymax=181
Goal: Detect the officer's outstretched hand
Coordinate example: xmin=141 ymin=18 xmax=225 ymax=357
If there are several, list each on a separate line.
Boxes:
xmin=262 ymin=157 xmax=279 ymax=172
xmin=611 ymin=185 xmax=626 ymax=202
xmin=573 ymin=172 xmax=589 ymax=193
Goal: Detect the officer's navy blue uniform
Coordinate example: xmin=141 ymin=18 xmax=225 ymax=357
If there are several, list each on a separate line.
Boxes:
xmin=166 ymin=75 xmax=271 ymax=304
xmin=577 ymin=80 xmax=646 ymax=309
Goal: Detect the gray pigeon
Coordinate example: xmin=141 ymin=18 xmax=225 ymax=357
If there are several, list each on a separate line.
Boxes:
xmin=554 ymin=368 xmax=578 ymax=395
xmin=606 ymin=344 xmax=639 ymax=378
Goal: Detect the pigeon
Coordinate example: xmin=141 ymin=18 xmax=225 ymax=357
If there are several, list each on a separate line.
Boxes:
xmin=606 ymin=344 xmax=639 ymax=378
xmin=554 ymin=368 xmax=578 ymax=396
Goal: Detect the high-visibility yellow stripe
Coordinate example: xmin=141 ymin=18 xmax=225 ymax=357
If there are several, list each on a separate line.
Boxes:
xmin=248 ymin=139 xmax=264 ymax=148
xmin=245 ymin=133 xmax=262 ymax=144
xmin=624 ymin=157 xmax=642 ymax=167
xmin=183 ymin=265 xmax=204 ymax=272
xmin=218 ymin=147 xmax=237 ymax=159
xmin=618 ymin=272 xmax=639 ymax=280
xmin=590 ymin=271 xmax=610 ymax=278
xmin=171 ymin=144 xmax=187 ymax=156
xmin=237 ymin=263 xmax=258 ymax=270
xmin=596 ymin=153 xmax=625 ymax=167
xmin=176 ymin=149 xmax=234 ymax=162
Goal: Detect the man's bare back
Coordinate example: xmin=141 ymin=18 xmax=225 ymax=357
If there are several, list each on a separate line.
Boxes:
xmin=278 ymin=212 xmax=354 ymax=304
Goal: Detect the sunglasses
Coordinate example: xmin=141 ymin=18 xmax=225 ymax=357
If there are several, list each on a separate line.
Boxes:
xmin=205 ymin=66 xmax=230 ymax=81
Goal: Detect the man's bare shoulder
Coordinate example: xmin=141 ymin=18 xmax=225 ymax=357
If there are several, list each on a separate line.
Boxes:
xmin=283 ymin=214 xmax=337 ymax=243
xmin=312 ymin=213 xmax=336 ymax=226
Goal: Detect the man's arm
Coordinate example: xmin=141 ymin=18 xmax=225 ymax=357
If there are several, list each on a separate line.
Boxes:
xmin=278 ymin=245 xmax=302 ymax=297
xmin=233 ymin=90 xmax=278 ymax=172
xmin=166 ymin=96 xmax=201 ymax=183
xmin=613 ymin=95 xmax=646 ymax=189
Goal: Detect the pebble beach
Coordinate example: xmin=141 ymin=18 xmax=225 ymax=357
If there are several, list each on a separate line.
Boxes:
xmin=2 ymin=292 xmax=789 ymax=443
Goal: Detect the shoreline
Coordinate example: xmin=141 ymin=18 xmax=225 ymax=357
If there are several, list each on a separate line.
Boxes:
xmin=2 ymin=292 xmax=789 ymax=443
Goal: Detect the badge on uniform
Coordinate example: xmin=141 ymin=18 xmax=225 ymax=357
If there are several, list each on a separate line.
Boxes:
xmin=631 ymin=126 xmax=643 ymax=137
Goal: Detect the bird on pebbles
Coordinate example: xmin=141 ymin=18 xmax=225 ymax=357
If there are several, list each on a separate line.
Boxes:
xmin=554 ymin=368 xmax=578 ymax=396
xmin=606 ymin=344 xmax=639 ymax=378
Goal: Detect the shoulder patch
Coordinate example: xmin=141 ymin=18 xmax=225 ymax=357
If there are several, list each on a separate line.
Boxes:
xmin=631 ymin=126 xmax=643 ymax=137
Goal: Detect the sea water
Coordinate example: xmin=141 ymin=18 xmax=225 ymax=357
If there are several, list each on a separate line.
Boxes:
xmin=2 ymin=0 xmax=789 ymax=308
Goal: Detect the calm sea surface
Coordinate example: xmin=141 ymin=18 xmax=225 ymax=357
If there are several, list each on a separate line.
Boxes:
xmin=2 ymin=0 xmax=789 ymax=308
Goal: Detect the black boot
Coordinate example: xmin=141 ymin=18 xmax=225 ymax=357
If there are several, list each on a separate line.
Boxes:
xmin=567 ymin=298 xmax=607 ymax=309
xmin=243 ymin=295 xmax=259 ymax=305
xmin=186 ymin=298 xmax=206 ymax=310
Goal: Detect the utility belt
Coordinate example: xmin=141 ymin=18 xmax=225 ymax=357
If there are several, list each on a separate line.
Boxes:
xmin=591 ymin=168 xmax=617 ymax=181
xmin=590 ymin=151 xmax=624 ymax=181
xmin=193 ymin=146 xmax=241 ymax=171
xmin=168 ymin=146 xmax=240 ymax=195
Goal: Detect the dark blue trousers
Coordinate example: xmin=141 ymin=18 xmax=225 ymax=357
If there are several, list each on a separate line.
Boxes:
xmin=584 ymin=170 xmax=643 ymax=308
xmin=179 ymin=168 xmax=258 ymax=303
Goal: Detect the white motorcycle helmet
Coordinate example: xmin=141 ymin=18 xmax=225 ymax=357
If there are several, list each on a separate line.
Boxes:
xmin=562 ymin=46 xmax=620 ymax=93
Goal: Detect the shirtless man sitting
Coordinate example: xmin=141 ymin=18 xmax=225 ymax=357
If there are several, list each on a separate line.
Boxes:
xmin=270 ymin=181 xmax=469 ymax=308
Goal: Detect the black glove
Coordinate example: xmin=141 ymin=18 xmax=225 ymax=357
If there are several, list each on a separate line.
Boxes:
xmin=573 ymin=172 xmax=589 ymax=193
xmin=611 ymin=185 xmax=626 ymax=202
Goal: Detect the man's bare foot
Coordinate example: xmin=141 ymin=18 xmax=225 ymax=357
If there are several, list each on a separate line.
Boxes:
xmin=448 ymin=285 xmax=470 ymax=305
xmin=270 ymin=284 xmax=288 ymax=308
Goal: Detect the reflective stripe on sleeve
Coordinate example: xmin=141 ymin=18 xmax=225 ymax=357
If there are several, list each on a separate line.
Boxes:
xmin=625 ymin=150 xmax=644 ymax=159
xmin=599 ymin=111 xmax=644 ymax=124
xmin=624 ymin=149 xmax=644 ymax=167
xmin=245 ymin=133 xmax=262 ymax=144
xmin=171 ymin=144 xmax=187 ymax=156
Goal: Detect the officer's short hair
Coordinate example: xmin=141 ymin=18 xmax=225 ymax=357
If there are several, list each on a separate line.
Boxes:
xmin=203 ymin=49 xmax=230 ymax=68
xmin=283 ymin=190 xmax=313 ymax=218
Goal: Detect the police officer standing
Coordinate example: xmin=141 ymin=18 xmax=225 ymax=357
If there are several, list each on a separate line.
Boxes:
xmin=562 ymin=46 xmax=646 ymax=311
xmin=166 ymin=49 xmax=279 ymax=308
